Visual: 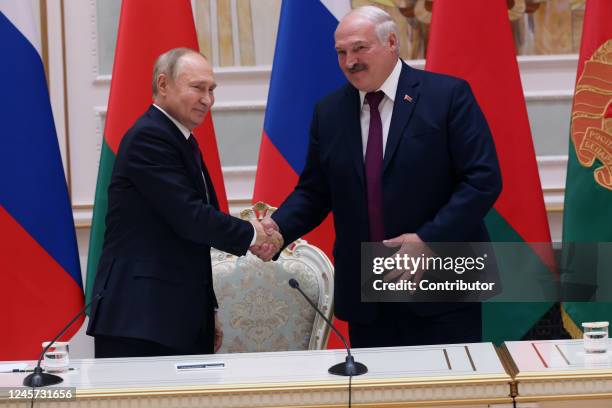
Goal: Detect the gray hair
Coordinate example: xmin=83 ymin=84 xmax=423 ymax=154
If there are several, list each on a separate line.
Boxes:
xmin=151 ymin=48 xmax=206 ymax=96
xmin=349 ymin=6 xmax=400 ymax=54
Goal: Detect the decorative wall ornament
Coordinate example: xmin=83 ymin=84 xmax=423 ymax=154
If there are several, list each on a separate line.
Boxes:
xmin=352 ymin=0 xmax=586 ymax=60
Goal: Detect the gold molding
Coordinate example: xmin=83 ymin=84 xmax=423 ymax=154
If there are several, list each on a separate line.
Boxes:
xmin=60 ymin=0 xmax=72 ymax=198
xmin=75 ymin=211 xmax=565 ymax=229
xmin=443 ymin=348 xmax=451 ymax=370
xmin=516 ymin=370 xmax=612 ymax=379
xmin=40 ymin=0 xmax=49 ymax=80
xmin=236 ymin=0 xmax=255 ymax=65
xmin=554 ymin=344 xmax=571 ymax=365
xmin=73 ymin=204 xmax=94 ymax=210
xmin=195 ymin=0 xmax=213 ymax=62
xmin=543 ymin=187 xmax=566 ymax=193
xmin=73 ymin=373 xmax=511 ymax=395
xmin=68 ymin=398 xmax=513 ymax=408
xmin=496 ymin=344 xmax=519 ymax=378
xmin=71 ymin=376 xmax=513 ymax=405
xmin=73 ymin=199 xmax=259 ymax=228
xmin=72 ymin=395 xmax=513 ymax=408
xmin=465 ymin=345 xmax=476 ymax=371
xmin=516 ymin=392 xmax=612 ymax=402
xmin=74 ymin=200 xmax=255 ymax=210
xmin=230 ymin=198 xmax=254 ymax=205
xmin=217 ymin=0 xmax=234 ymax=66
xmin=74 ymin=201 xmax=565 ymax=213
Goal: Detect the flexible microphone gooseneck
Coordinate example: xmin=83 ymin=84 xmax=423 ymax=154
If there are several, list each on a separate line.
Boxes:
xmin=23 ymin=292 xmax=103 ymax=387
xmin=288 ymin=278 xmax=367 ymax=376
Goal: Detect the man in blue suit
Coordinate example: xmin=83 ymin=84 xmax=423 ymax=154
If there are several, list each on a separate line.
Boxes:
xmin=87 ymin=48 xmax=282 ymax=357
xmin=254 ymin=6 xmax=502 ymax=347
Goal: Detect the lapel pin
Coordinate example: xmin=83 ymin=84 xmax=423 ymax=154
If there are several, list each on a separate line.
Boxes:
xmin=403 ymin=94 xmax=413 ymax=103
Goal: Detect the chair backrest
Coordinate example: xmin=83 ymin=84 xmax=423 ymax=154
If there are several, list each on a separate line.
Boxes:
xmin=212 ymin=203 xmax=334 ymax=353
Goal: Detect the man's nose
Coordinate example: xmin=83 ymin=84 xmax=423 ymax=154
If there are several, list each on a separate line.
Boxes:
xmin=200 ymin=93 xmax=211 ymax=106
xmin=345 ymin=52 xmax=357 ymax=69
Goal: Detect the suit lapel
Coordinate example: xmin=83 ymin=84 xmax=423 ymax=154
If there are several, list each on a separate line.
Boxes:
xmin=344 ymin=86 xmax=366 ymax=188
xmin=383 ymin=63 xmax=420 ymax=172
xmin=148 ymin=106 xmax=211 ymax=202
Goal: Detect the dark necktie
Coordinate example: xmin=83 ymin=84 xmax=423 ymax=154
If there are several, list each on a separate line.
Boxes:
xmin=187 ymin=134 xmax=211 ymax=204
xmin=364 ymin=91 xmax=385 ymax=241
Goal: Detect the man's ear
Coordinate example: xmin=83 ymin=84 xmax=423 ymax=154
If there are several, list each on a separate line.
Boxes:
xmin=156 ymin=74 xmax=169 ymax=96
xmin=387 ymin=32 xmax=398 ymax=53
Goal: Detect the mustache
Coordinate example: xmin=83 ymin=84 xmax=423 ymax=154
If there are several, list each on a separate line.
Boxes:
xmin=347 ymin=63 xmax=367 ymax=74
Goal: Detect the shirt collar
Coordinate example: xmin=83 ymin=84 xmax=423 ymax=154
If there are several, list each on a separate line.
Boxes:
xmin=153 ymin=104 xmax=191 ymax=140
xmin=359 ymin=59 xmax=403 ymax=108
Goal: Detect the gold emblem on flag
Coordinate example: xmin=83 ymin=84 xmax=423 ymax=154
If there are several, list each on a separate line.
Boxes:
xmin=571 ymin=40 xmax=612 ymax=191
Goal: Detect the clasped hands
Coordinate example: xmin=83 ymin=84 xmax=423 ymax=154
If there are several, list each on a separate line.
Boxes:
xmin=382 ymin=233 xmax=429 ymax=290
xmin=249 ymin=216 xmax=283 ymax=262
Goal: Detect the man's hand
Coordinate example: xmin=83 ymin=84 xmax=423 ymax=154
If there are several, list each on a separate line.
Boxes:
xmin=249 ymin=217 xmax=283 ymax=261
xmin=382 ymin=233 xmax=429 ymax=289
xmin=260 ymin=215 xmax=279 ymax=235
xmin=213 ymin=311 xmax=223 ymax=352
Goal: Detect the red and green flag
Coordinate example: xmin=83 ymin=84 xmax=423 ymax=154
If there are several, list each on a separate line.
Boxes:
xmin=426 ymin=0 xmax=555 ymax=344
xmin=562 ymin=0 xmax=612 ymax=337
xmin=86 ymin=0 xmax=227 ymax=303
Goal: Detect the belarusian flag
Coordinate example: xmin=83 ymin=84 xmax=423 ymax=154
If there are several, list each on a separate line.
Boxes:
xmin=86 ymin=0 xmax=227 ymax=303
xmin=562 ymin=0 xmax=612 ymax=337
xmin=426 ymin=0 xmax=555 ymax=344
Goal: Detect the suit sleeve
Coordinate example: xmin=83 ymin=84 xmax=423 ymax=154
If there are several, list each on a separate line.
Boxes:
xmin=123 ymin=128 xmax=253 ymax=255
xmin=416 ymin=80 xmax=502 ymax=242
xmin=272 ymin=105 xmax=332 ymax=244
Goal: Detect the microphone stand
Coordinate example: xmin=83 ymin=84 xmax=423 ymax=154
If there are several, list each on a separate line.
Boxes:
xmin=23 ymin=293 xmax=103 ymax=387
xmin=288 ymin=279 xmax=367 ymax=376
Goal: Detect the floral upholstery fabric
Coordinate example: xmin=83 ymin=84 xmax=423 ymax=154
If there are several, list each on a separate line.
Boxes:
xmin=212 ymin=244 xmax=333 ymax=353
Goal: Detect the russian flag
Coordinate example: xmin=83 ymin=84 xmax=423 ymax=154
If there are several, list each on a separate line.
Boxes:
xmin=0 ymin=3 xmax=84 ymax=360
xmin=253 ymin=0 xmax=351 ymax=348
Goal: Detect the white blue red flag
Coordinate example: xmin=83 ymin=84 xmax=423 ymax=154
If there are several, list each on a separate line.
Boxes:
xmin=253 ymin=0 xmax=351 ymax=348
xmin=0 ymin=2 xmax=84 ymax=360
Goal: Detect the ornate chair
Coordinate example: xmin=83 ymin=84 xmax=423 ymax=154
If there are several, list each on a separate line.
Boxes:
xmin=212 ymin=202 xmax=334 ymax=353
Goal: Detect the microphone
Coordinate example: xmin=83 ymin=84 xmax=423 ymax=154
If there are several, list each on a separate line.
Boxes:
xmin=288 ymin=278 xmax=367 ymax=376
xmin=23 ymin=292 xmax=103 ymax=387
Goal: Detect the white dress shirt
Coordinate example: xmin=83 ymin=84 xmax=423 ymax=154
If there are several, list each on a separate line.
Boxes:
xmin=358 ymin=59 xmax=403 ymax=158
xmin=153 ymin=103 xmax=191 ymax=140
xmin=152 ymin=104 xmax=257 ymax=246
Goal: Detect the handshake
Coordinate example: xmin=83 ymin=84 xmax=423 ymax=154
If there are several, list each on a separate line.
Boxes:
xmin=249 ymin=216 xmax=284 ymax=262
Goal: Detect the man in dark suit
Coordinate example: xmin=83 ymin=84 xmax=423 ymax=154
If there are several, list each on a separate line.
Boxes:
xmin=87 ymin=48 xmax=282 ymax=358
xmin=253 ymin=6 xmax=502 ymax=348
